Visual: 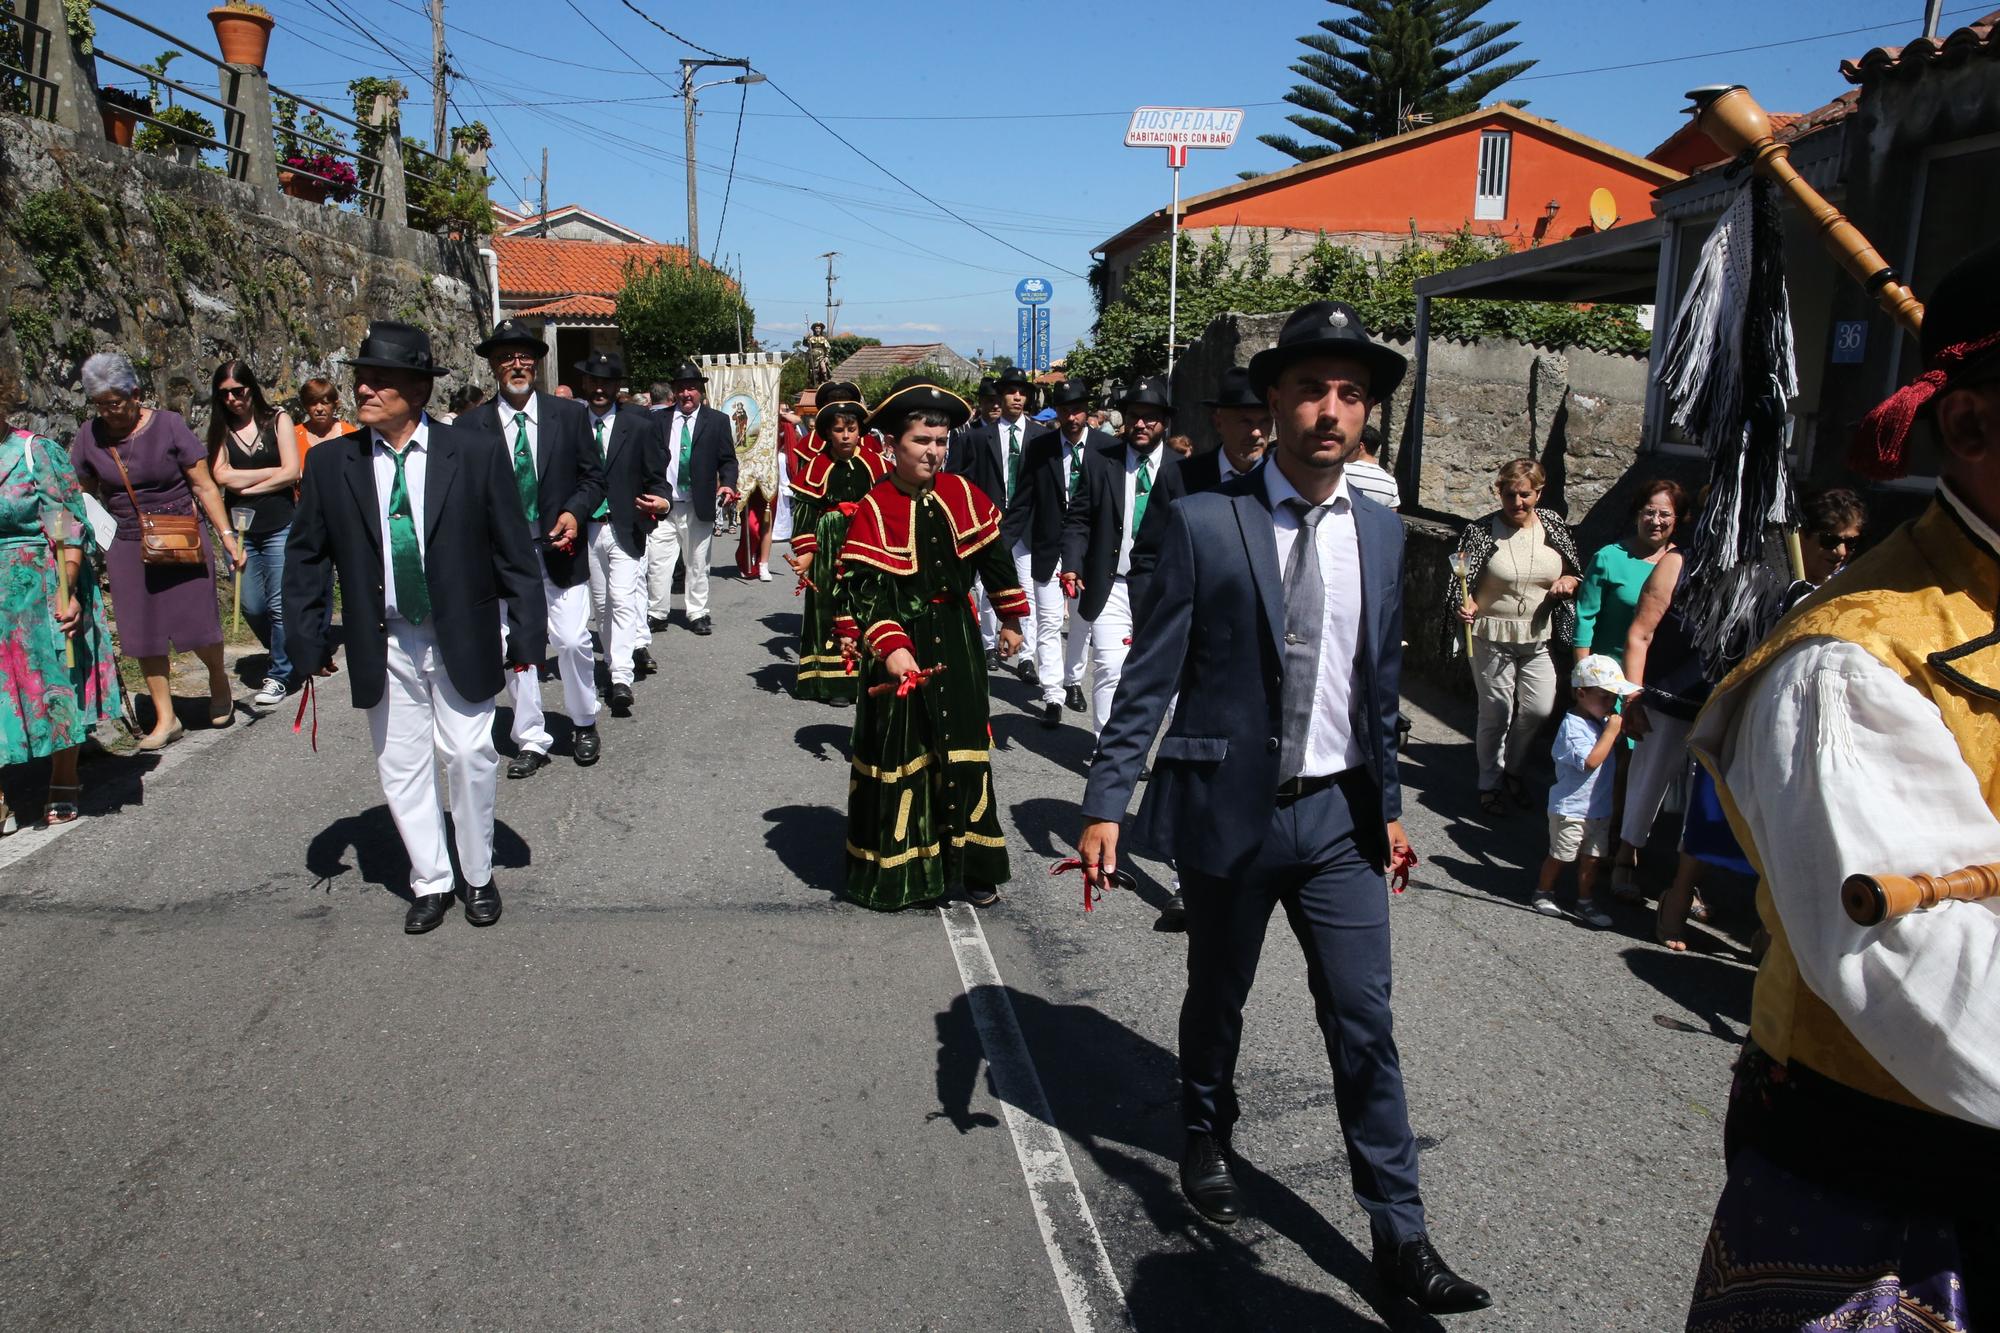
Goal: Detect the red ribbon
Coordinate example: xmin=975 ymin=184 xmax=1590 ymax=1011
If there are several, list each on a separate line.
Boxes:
xmin=835 ymin=501 xmax=861 ymax=519
xmin=867 ymin=664 xmax=946 ymax=697
xmin=1050 ymin=856 xmax=1138 ymax=912
xmin=1849 ymin=329 xmax=2000 ymax=480
xmin=1389 ymin=844 xmax=1419 ymax=894
xmin=292 ymin=675 xmax=318 ymax=752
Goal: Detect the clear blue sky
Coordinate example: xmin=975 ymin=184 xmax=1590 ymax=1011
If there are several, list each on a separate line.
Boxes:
xmin=123 ymin=0 xmax=1985 ymax=362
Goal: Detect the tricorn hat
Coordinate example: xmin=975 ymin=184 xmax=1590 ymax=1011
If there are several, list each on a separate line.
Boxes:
xmin=1247 ymin=300 xmax=1407 ymax=400
xmin=474 ymin=318 xmax=547 ymax=358
xmin=817 ymin=379 xmax=865 ymax=411
xmin=814 ymin=395 xmax=869 ymax=440
xmin=344 ymin=320 xmax=448 ymax=378
xmin=1116 ymin=375 xmax=1174 ymax=417
xmin=992 ymin=364 xmax=1034 ymax=391
xmin=669 ymin=359 xmax=707 ymax=385
xmin=1202 ymin=366 xmax=1265 ymax=410
xmin=574 ymin=350 xmax=624 ymax=380
xmin=867 ymin=376 xmax=972 ymax=435
xmin=1047 ymin=378 xmax=1092 ymax=408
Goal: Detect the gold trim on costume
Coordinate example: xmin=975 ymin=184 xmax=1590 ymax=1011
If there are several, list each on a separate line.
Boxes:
xmin=970 ymin=773 xmax=990 ymax=822
xmin=950 ymin=831 xmax=1007 ymax=849
xmin=852 ymin=752 xmax=933 ymax=781
xmin=847 ymin=838 xmax=943 ymax=868
xmin=945 ymin=748 xmax=990 ymax=765
xmin=893 ymin=788 xmax=914 ymax=841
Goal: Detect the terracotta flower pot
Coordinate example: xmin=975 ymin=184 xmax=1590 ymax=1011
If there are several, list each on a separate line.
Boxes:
xmin=280 ymin=171 xmax=330 ymax=205
xmin=102 ymin=108 xmax=138 ymax=148
xmin=209 ymin=7 xmax=274 ymax=68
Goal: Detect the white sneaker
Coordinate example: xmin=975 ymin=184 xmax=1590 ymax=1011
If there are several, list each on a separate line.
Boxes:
xmin=1531 ymin=894 xmax=1564 ymax=918
xmin=252 ymin=677 xmax=289 ymax=708
xmin=1576 ymin=900 xmax=1615 ymax=929
xmin=758 ymin=568 xmax=772 ymax=582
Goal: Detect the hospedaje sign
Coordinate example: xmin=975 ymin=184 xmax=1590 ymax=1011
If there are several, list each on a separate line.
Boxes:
xmin=1123 ymin=107 xmax=1244 ymax=149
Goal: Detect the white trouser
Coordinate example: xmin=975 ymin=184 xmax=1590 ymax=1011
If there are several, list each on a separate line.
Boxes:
xmin=369 ymin=618 xmax=498 ymax=898
xmin=1062 ymin=589 xmax=1088 ymax=688
xmin=648 ymin=503 xmax=713 ymax=626
xmin=1009 ymin=540 xmax=1041 ymax=681
xmin=1620 ymin=710 xmax=1694 ymax=848
xmin=973 ymin=584 xmax=997 ymax=651
xmin=770 ymin=490 xmax=794 ymax=545
xmin=588 ymin=522 xmax=647 ymax=686
xmin=1087 ymin=578 xmax=1134 ymax=734
xmin=1027 ymin=573 xmax=1067 ymax=705
xmin=504 ymin=577 xmax=596 ymax=755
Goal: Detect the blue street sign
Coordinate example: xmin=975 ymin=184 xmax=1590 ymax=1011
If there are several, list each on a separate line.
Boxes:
xmin=1034 ymin=307 xmax=1051 ymax=374
xmin=1016 ymin=277 xmax=1053 ymax=305
xmin=1017 ymin=306 xmax=1034 ymax=369
xmin=1831 ymin=319 xmax=1868 ymax=365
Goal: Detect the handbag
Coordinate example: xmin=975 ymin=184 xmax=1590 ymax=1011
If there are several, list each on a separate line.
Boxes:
xmin=106 ymin=442 xmax=205 ymax=566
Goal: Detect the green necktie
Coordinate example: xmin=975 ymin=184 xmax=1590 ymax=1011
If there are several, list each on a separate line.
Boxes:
xmin=387 ymin=445 xmax=430 ymax=624
xmin=1068 ymin=441 xmax=1083 ymax=498
xmin=591 ymin=418 xmax=610 ymax=520
xmin=1132 ymin=454 xmax=1153 ymax=535
xmin=511 ymin=412 xmax=538 ymax=525
xmin=1006 ymin=422 xmax=1021 ymax=500
xmin=679 ymin=419 xmax=693 ymax=486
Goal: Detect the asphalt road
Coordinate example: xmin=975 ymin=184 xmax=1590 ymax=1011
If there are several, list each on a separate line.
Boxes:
xmin=0 ymin=566 xmax=1753 ymax=1331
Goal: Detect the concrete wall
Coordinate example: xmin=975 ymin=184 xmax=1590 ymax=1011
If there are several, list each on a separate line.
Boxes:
xmin=2 ymin=117 xmax=491 ymax=435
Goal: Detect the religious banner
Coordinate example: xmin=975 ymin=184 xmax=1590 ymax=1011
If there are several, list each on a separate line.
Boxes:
xmin=698 ymin=351 xmax=785 ymax=500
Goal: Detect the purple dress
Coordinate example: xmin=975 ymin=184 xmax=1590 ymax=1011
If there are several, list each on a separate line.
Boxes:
xmin=70 ymin=410 xmax=222 ymax=656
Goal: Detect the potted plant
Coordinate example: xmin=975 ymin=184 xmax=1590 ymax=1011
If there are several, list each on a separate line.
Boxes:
xmin=135 ymin=103 xmax=218 ymax=167
xmin=98 ymin=86 xmax=148 ymax=147
xmin=280 ymin=151 xmax=359 ymax=204
xmin=208 ymin=1 xmax=274 ymax=69
xmin=449 ymin=120 xmax=492 ymax=170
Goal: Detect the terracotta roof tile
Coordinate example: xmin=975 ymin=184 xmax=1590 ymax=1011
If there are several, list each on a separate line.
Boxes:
xmin=514 ymin=295 xmax=617 ymax=320
xmin=831 ymin=344 xmax=955 ymax=378
xmin=1842 ymin=8 xmax=2000 ymax=82
xmin=493 ymin=235 xmax=701 ymax=300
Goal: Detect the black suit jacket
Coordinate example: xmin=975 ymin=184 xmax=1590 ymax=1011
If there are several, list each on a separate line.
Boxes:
xmin=950 ymin=416 xmax=1046 ymax=513
xmin=1001 ymin=427 xmax=1115 ymax=581
xmin=1060 ymin=439 xmax=1188 ymax=622
xmin=1179 ymin=448 xmax=1222 ymax=496
xmin=283 ymin=418 xmax=548 ymax=711
xmin=591 ymin=406 xmax=669 ymax=558
xmin=1081 ymin=470 xmax=1406 ymax=878
xmin=457 ymin=393 xmax=605 ymax=587
xmin=660 ymin=403 xmax=738 ymax=523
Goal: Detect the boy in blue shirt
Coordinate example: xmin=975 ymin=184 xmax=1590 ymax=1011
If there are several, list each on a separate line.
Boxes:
xmin=1535 ymin=655 xmax=1640 ymax=926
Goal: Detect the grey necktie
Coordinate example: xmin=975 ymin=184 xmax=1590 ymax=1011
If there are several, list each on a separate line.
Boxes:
xmin=1278 ymin=498 xmax=1329 ymax=783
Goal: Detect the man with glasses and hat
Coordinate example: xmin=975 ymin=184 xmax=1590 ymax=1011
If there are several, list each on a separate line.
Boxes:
xmin=1005 ymin=377 xmax=1113 ymax=724
xmin=457 ymin=326 xmax=607 ymax=777
xmin=572 ymin=349 xmax=668 ymax=717
xmin=647 ymin=359 xmax=739 ymax=637
xmin=1073 ymin=301 xmax=1492 ymax=1315
xmin=1061 ymin=375 xmax=1188 ymax=737
xmin=1183 ymin=366 xmax=1271 ymax=495
xmin=283 ymin=320 xmax=547 ymax=935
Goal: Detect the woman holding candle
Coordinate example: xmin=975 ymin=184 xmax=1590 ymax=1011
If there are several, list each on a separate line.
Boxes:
xmin=0 ymin=366 xmax=122 ymax=827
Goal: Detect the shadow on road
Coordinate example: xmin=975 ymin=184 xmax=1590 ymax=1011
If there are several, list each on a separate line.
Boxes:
xmin=1621 ymin=945 xmax=1753 ymax=1042
xmin=989 ymin=708 xmax=1094 ymax=774
xmin=793 ymin=722 xmax=850 ymax=765
xmin=305 ymin=808 xmax=531 ymax=901
xmin=935 ymin=986 xmax=1447 ymax=1332
xmin=762 ymin=803 xmax=847 ymax=900
xmin=748 ymin=661 xmax=793 ymax=695
xmin=1008 ymin=796 xmax=1177 ymax=917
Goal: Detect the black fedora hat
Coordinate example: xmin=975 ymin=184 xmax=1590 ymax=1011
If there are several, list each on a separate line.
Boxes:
xmin=1116 ymin=375 xmax=1173 ymax=416
xmin=1202 ymin=366 xmax=1264 ymax=410
xmin=992 ymin=364 xmax=1034 ymax=391
xmin=1247 ymin=300 xmax=1407 ymax=400
xmin=1047 ymin=378 xmax=1092 ymax=408
xmin=669 ymin=359 xmax=707 ymax=385
xmin=975 ymin=376 xmax=999 ymax=398
xmin=866 ymin=376 xmax=972 ymax=435
xmin=574 ymin=350 xmax=625 ymax=380
xmin=344 ymin=320 xmax=448 ymax=378
xmin=475 ymin=318 xmax=547 ymax=358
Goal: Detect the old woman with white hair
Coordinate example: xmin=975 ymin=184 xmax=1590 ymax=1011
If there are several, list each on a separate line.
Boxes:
xmin=68 ymin=351 xmax=245 ymax=750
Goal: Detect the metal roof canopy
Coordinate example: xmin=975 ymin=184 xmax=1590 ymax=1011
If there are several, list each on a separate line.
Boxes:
xmin=1412 ymin=218 xmax=1667 ymax=304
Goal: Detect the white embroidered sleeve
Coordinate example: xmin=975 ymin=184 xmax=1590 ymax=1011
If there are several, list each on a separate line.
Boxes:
xmin=1707 ymin=638 xmax=2000 ymax=1129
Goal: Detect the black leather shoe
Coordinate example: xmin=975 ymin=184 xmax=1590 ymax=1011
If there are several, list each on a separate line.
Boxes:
xmin=963 ymin=882 xmax=999 ymax=908
xmin=461 ymin=880 xmax=503 ymax=927
xmin=572 ymin=725 xmax=601 ymax=766
xmin=1179 ymin=1132 xmax=1242 ymax=1225
xmin=985 ymin=649 xmax=1002 ymax=673
xmin=609 ymin=683 xmax=634 ymax=716
xmin=1373 ymin=1234 xmax=1492 ymax=1313
xmin=507 ymin=750 xmax=550 ymax=780
xmin=1065 ymin=685 xmax=1087 ymax=713
xmin=1159 ymin=890 xmax=1186 ymax=927
xmin=647 ymin=616 xmax=669 ymax=634
xmin=689 ymin=616 xmax=713 ymax=636
xmin=632 ymin=647 xmax=655 ymax=677
xmin=1042 ymin=702 xmax=1062 ymax=729
xmin=405 ymin=892 xmax=451 ymax=934
xmin=1015 ymin=659 xmax=1040 ymax=685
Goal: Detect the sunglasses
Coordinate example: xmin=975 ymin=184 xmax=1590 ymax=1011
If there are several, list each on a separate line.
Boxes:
xmin=220 ymin=385 xmax=250 ymax=397
xmin=1815 ymin=532 xmax=1857 ymax=553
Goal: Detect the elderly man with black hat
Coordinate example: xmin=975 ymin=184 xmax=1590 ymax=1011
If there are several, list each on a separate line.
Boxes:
xmin=1060 ymin=375 xmax=1188 ymax=736
xmin=456 ymin=326 xmax=606 ymax=776
xmin=572 ymin=349 xmax=668 ymax=715
xmin=283 ymin=320 xmax=547 ymax=934
xmin=1182 ymin=366 xmax=1271 ymax=495
xmin=647 ymin=359 xmax=739 ymax=637
xmin=1004 ymin=377 xmax=1113 ymax=723
xmin=1073 ymin=301 xmax=1491 ymax=1315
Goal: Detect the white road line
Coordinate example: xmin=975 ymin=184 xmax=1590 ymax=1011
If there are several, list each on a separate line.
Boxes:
xmin=938 ymin=902 xmax=1132 ymax=1333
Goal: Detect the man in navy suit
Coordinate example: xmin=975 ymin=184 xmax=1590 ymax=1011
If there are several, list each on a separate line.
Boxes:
xmin=1076 ymin=302 xmax=1491 ymax=1316
xmin=1180 ymin=366 xmax=1271 ymax=495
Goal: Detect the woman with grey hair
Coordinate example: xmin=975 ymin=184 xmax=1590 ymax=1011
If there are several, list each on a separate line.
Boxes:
xmin=70 ymin=351 xmax=246 ymax=749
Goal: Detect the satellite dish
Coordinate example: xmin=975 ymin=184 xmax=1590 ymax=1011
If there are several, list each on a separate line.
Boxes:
xmin=1589 ymin=187 xmax=1619 ymax=232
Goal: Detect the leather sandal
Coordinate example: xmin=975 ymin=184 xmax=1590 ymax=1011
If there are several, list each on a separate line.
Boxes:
xmin=44 ymin=784 xmax=81 ymax=825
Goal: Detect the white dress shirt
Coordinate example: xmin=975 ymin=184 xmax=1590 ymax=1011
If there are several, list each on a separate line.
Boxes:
xmin=667 ymin=408 xmax=695 ymax=498
xmin=1060 ymin=430 xmax=1086 ymax=503
xmin=1265 ymin=461 xmax=1366 ymax=775
xmin=997 ymin=413 xmax=1027 ymax=502
xmin=500 ymin=394 xmax=540 ymax=471
xmin=1219 ymin=449 xmax=1247 ymax=484
xmin=371 ymin=415 xmax=430 ymax=622
xmin=1117 ymin=444 xmax=1162 ymax=577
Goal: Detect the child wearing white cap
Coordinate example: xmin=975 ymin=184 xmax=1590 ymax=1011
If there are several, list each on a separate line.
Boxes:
xmin=1534 ymin=654 xmax=1642 ymax=926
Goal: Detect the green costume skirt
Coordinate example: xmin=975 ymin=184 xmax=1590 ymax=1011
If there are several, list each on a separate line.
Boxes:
xmin=796 ymin=507 xmax=858 ymax=703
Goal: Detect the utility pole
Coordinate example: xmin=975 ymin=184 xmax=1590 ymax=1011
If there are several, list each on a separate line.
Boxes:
xmin=429 ymin=0 xmax=447 ymax=157
xmin=538 ymin=146 xmax=548 ymax=233
xmin=679 ymin=57 xmax=762 ymax=262
xmin=820 ymin=251 xmax=841 ymax=330
xmin=1923 ymin=0 xmax=1945 ymax=36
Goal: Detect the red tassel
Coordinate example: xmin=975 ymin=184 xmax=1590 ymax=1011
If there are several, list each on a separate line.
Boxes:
xmin=1849 ymin=330 xmax=2000 ymax=480
xmin=292 ymin=676 xmax=318 ymax=752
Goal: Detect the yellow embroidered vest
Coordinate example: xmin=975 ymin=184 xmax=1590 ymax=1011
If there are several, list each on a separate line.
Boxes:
xmin=1699 ymin=498 xmax=2000 ymax=1110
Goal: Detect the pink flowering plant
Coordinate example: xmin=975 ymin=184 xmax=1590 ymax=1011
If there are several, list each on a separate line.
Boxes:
xmin=280 ymin=149 xmax=359 ymax=202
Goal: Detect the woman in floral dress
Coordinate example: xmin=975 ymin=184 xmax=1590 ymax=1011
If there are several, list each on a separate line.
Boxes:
xmin=786 ymin=397 xmax=886 ymax=702
xmin=0 ymin=368 xmax=122 ymax=828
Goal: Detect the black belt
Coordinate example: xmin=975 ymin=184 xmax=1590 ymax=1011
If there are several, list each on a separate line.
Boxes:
xmin=1275 ymin=771 xmax=1345 ymax=802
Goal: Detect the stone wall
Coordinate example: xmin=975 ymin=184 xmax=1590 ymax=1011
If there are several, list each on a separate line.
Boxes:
xmin=1 ymin=116 xmax=492 ymax=437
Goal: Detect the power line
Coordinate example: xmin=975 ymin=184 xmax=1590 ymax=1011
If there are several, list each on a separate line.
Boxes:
xmin=612 ymin=0 xmax=730 ymax=61
xmin=709 ymin=79 xmax=748 ymax=265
